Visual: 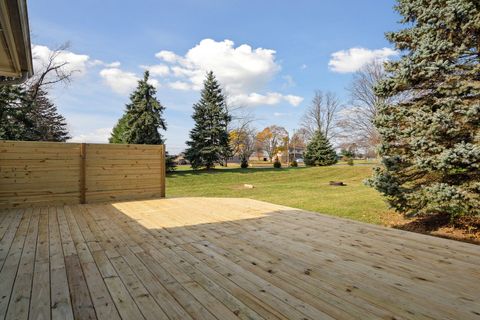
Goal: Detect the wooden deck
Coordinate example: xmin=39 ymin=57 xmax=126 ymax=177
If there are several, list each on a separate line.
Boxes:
xmin=0 ymin=197 xmax=479 ymax=320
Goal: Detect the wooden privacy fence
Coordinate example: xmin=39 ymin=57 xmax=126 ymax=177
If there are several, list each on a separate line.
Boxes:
xmin=0 ymin=140 xmax=166 ymax=208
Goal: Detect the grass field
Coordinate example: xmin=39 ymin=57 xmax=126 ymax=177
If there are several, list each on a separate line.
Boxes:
xmin=167 ymin=165 xmax=392 ymax=224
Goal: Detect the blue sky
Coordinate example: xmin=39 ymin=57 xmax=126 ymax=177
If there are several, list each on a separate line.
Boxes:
xmin=29 ymin=0 xmax=400 ymax=153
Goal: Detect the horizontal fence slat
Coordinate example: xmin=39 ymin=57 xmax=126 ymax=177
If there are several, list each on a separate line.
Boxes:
xmin=86 ymin=183 xmax=161 ymax=192
xmin=0 ymin=140 xmax=165 ymax=208
xmin=86 ymin=172 xmax=161 ymax=179
xmin=85 ymin=143 xmax=163 ymax=150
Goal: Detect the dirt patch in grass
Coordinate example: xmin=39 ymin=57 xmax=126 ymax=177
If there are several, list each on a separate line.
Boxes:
xmin=384 ymin=214 xmax=480 ymax=245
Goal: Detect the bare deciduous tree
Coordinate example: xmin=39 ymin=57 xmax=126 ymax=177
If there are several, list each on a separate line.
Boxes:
xmin=223 ymin=95 xmax=257 ymax=165
xmin=27 ymin=42 xmax=77 ymax=101
xmin=301 ymin=90 xmax=341 ymax=141
xmin=229 ymin=124 xmax=257 ymax=163
xmin=338 ymin=60 xmax=389 ymax=155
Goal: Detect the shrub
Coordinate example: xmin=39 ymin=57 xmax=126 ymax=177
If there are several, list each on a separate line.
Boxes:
xmin=240 ymin=159 xmax=249 ymax=168
xmin=289 ymin=160 xmax=298 ymax=167
xmin=346 ymin=157 xmax=354 ymax=166
xmin=166 ymin=153 xmax=177 ymax=172
xmin=273 ymin=159 xmax=282 ymax=168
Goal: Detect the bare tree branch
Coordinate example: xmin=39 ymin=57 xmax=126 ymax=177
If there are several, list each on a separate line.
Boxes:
xmin=229 ymin=124 xmax=257 ymax=162
xmin=256 ymin=125 xmax=289 ymax=161
xmin=300 ymin=90 xmax=341 ymax=141
xmin=338 ymin=60 xmax=389 ymax=156
xmin=26 ymin=42 xmax=77 ymax=101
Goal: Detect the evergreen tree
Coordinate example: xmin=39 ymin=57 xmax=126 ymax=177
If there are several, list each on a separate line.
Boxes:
xmin=27 ymin=88 xmax=70 ymax=141
xmin=110 ymin=71 xmax=174 ymax=170
xmin=109 ymin=114 xmax=129 ymax=143
xmin=123 ymin=71 xmax=166 ymax=144
xmin=0 ymin=85 xmax=70 ymax=141
xmin=368 ymin=0 xmax=480 ymax=218
xmin=0 ymin=85 xmax=30 ymax=140
xmin=185 ymin=71 xmax=231 ymax=169
xmin=303 ymin=130 xmax=337 ymax=166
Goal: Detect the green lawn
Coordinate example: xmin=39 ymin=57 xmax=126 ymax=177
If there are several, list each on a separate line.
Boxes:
xmin=166 ymin=165 xmax=391 ymax=224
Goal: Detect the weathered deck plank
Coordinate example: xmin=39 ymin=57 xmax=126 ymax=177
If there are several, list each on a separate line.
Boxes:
xmin=0 ymin=197 xmax=479 ymax=320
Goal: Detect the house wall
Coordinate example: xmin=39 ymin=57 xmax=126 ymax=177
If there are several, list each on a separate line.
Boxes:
xmin=0 ymin=140 xmax=165 ymax=208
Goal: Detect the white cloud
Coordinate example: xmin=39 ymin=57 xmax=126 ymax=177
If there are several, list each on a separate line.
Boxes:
xmin=32 ymin=44 xmax=90 ymax=77
xmin=328 ymin=47 xmax=397 ymax=73
xmin=68 ymin=127 xmax=111 ymax=143
xmin=301 ymin=64 xmax=307 ymax=70
xmin=99 ymin=68 xmax=139 ymax=95
xmin=106 ymin=61 xmax=121 ymax=68
xmin=89 ymin=59 xmax=104 ymax=67
xmin=147 ymin=78 xmax=160 ymax=88
xmin=141 ymin=64 xmax=169 ymax=77
xmin=230 ymin=92 xmax=303 ymax=107
xmin=99 ymin=66 xmax=160 ymax=94
xmin=155 ymin=50 xmax=181 ymax=63
xmin=283 ymin=95 xmax=303 ymax=106
xmin=168 ymin=81 xmax=192 ymax=91
xmin=155 ymin=39 xmax=302 ymax=107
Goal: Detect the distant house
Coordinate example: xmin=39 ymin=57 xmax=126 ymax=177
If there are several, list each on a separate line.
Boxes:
xmin=289 ymin=146 xmax=305 ymax=161
xmin=174 ymin=152 xmax=190 ymax=165
xmin=276 ymin=147 xmax=305 ymax=163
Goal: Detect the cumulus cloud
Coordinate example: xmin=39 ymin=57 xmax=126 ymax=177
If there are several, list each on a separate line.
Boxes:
xmin=99 ymin=67 xmax=160 ymax=94
xmin=141 ymin=64 xmax=169 ymax=77
xmin=155 ymin=50 xmax=181 ymax=63
xmin=328 ymin=47 xmax=397 ymax=73
xmin=154 ymin=39 xmax=302 ymax=107
xmin=68 ymin=127 xmax=111 ymax=143
xmin=32 ymin=44 xmax=90 ymax=77
xmin=147 ymin=78 xmax=160 ymax=88
xmin=99 ymin=68 xmax=139 ymax=95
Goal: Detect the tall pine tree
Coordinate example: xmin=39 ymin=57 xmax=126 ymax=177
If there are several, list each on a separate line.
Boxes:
xmin=0 ymin=84 xmax=30 ymax=140
xmin=303 ymin=130 xmax=337 ymax=166
xmin=368 ymin=0 xmax=480 ymax=218
xmin=27 ymin=88 xmax=70 ymax=141
xmin=111 ymin=71 xmax=166 ymax=144
xmin=0 ymin=85 xmax=70 ymax=141
xmin=185 ymin=71 xmax=231 ymax=169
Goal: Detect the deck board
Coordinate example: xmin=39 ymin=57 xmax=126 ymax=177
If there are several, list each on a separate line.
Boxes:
xmin=0 ymin=197 xmax=479 ymax=319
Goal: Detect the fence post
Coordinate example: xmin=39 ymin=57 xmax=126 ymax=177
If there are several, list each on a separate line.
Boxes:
xmin=160 ymin=145 xmax=166 ymax=198
xmin=80 ymin=143 xmax=86 ymax=204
